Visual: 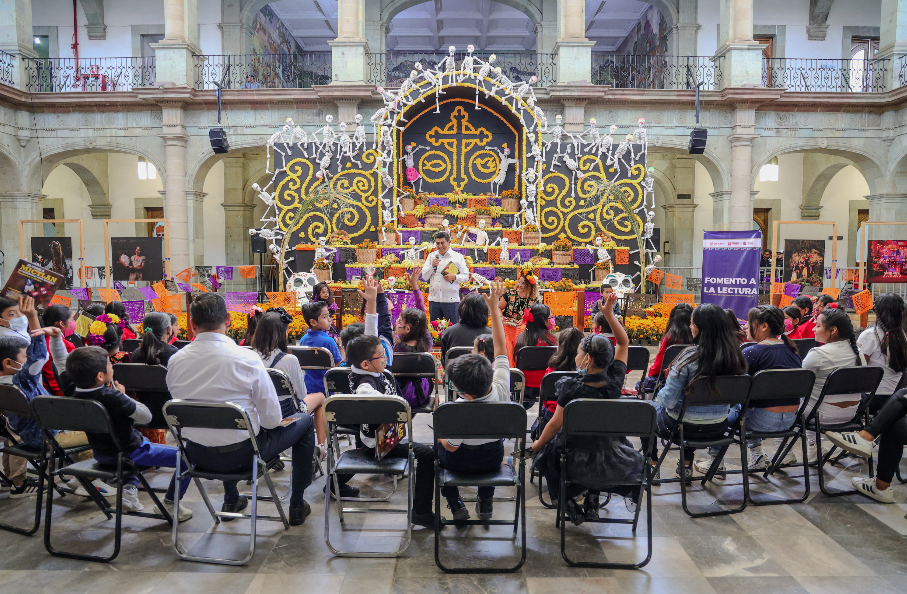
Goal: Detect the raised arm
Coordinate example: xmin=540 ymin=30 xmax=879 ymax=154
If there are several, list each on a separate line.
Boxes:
xmin=482 ymin=282 xmax=508 ymax=360
xmin=408 ymin=267 xmax=426 ymax=313
xmin=601 ymin=293 xmax=628 ymax=365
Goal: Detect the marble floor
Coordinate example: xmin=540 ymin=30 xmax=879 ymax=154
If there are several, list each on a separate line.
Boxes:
xmin=1 ymin=385 xmax=905 ymax=594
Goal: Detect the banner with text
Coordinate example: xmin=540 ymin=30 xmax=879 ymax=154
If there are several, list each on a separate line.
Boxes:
xmin=701 ymin=231 xmax=762 ymax=320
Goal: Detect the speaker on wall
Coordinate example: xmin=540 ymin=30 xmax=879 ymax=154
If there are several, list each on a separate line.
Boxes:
xmin=209 ymin=128 xmax=230 ymax=154
xmin=689 ymin=128 xmax=707 ymax=154
xmin=251 ymin=231 xmax=267 ymax=254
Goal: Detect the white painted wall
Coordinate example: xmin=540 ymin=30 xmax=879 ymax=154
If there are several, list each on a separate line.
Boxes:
xmin=697 ymin=0 xmax=720 ymax=57
xmin=692 ymin=161 xmax=714 ymax=268
xmin=202 ymin=160 xmax=226 ymax=265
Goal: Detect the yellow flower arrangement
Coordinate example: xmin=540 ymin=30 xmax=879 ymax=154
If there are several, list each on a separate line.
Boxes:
xmin=524 ymin=223 xmax=540 ymax=232
xmin=313 ymin=258 xmax=332 ymax=270
xmin=449 ymin=207 xmax=469 ymax=220
xmin=476 ymin=206 xmax=504 ymax=218
xmin=552 ymin=234 xmax=573 ymax=252
xmin=287 ymin=315 xmax=309 ymax=341
xmin=624 ymin=315 xmax=668 ymax=341
xmin=342 ymin=314 xmax=362 ymax=327
xmin=88 ymin=320 xmax=108 ymax=336
xmin=548 ymin=278 xmax=576 ymax=292
xmin=357 ymin=238 xmax=377 ymax=250
xmin=500 ymin=188 xmax=520 ymax=200
xmin=503 ymin=279 xmax=516 ymax=289
xmin=445 ymin=191 xmax=466 ymax=204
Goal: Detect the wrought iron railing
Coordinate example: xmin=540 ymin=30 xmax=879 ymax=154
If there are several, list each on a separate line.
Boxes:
xmin=591 ymin=54 xmax=722 ymax=90
xmin=762 ymin=57 xmax=888 ymax=92
xmin=193 ymin=53 xmax=332 ymax=89
xmin=366 ymin=51 xmax=556 ymax=87
xmin=0 ymin=51 xmax=16 ymax=88
xmin=898 ymin=54 xmax=907 ymax=88
xmin=23 ymin=57 xmax=155 ymax=92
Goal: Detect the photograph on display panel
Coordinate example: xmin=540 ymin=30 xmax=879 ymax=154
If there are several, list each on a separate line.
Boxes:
xmin=782 ymin=239 xmax=825 ymax=288
xmin=31 ymin=237 xmax=73 ymax=289
xmin=868 ymin=240 xmax=907 ymax=283
xmin=110 ymin=237 xmax=164 ymax=282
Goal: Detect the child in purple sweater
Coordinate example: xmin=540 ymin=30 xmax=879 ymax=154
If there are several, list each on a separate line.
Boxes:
xmin=393 ymin=268 xmax=433 ymax=407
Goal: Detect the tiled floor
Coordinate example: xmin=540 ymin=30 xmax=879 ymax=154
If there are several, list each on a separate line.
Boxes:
xmin=1 ymin=375 xmax=905 ymax=593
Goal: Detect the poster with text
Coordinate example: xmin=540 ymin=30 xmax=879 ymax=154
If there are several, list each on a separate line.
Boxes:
xmin=701 ymin=231 xmax=761 ymax=321
xmin=0 ymin=259 xmax=64 ymax=309
xmin=31 ymin=237 xmax=73 ymax=289
xmin=783 ymin=239 xmax=825 ymax=287
xmin=110 ymin=237 xmax=164 ymax=282
xmin=868 ymin=240 xmax=907 ymax=283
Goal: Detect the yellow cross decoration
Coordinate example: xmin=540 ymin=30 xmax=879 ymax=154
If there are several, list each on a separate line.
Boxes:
xmin=425 ymin=105 xmax=492 ymax=191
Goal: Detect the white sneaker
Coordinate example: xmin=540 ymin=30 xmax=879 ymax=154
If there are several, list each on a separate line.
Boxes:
xmin=852 ymin=477 xmax=894 ymax=503
xmin=693 ymin=455 xmax=726 ymax=480
xmin=121 ymin=485 xmax=145 ymax=512
xmin=164 ymin=499 xmax=194 ymax=522
xmin=748 ymin=450 xmax=769 ymax=471
xmin=69 ymin=478 xmax=117 ymax=499
xmin=827 ymin=431 xmax=874 ymax=459
xmin=801 ymin=440 xmax=819 ymax=465
xmin=316 ymin=443 xmax=327 ymax=462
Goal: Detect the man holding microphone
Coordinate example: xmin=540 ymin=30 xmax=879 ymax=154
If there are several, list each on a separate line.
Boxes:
xmin=421 ymin=231 xmax=470 ymax=323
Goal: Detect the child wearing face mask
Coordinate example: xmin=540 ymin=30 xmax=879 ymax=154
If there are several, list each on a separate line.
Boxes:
xmin=40 ymin=304 xmax=77 ymax=396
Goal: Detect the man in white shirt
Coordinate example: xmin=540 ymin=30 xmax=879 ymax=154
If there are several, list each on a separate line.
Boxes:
xmin=420 ymin=231 xmax=469 ymax=323
xmin=166 ymin=293 xmax=315 ymax=526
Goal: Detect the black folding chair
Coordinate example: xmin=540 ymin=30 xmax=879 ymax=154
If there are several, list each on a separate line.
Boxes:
xmin=510 ymin=369 xmax=526 ymax=406
xmin=625 ymin=346 xmax=650 ymax=398
xmin=288 ymin=346 xmax=335 ymax=372
xmin=265 ymin=368 xmax=318 ymax=483
xmin=515 ymin=346 xmax=556 ymax=384
xmin=533 ymin=371 xmax=577 ymax=508
xmin=792 ymin=338 xmax=818 ymax=358
xmin=559 ymin=399 xmax=656 ymax=569
xmin=433 ymin=401 xmax=527 ymax=573
xmin=323 ymin=394 xmax=414 ymax=558
xmin=173 ymin=340 xmax=191 ymax=349
xmin=121 ymin=338 xmax=141 ymax=353
xmin=650 ymin=375 xmax=753 ymax=518
xmin=652 ymin=344 xmax=691 ymax=395
xmin=31 ymin=396 xmax=173 ymax=563
xmin=444 ymin=346 xmax=473 ymax=401
xmin=741 ymin=369 xmax=817 ymax=505
xmin=113 ymin=363 xmax=171 ymax=430
xmin=67 ymin=334 xmax=84 ymax=348
xmin=163 ymin=400 xmax=289 ymax=566
xmin=390 ymin=352 xmax=438 ymax=414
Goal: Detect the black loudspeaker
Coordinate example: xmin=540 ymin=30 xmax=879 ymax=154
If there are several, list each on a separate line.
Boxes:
xmin=209 ymin=127 xmax=229 ymax=154
xmin=689 ymin=128 xmax=707 ymax=154
xmin=251 ymin=231 xmax=267 ymax=253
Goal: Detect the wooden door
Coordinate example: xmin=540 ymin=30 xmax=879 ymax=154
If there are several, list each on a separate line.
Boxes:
xmin=753 ymin=208 xmax=770 ymax=251
xmin=755 ymin=36 xmax=774 ymax=87
xmin=145 ymin=207 xmax=164 ymax=237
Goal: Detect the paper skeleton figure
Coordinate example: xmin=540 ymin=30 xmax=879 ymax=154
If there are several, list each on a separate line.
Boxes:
xmin=405 ymin=237 xmax=425 ymax=263
xmin=513 ymin=199 xmax=534 ymax=230
xmin=398 ymin=69 xmax=424 ymax=106
xmin=563 ymin=156 xmax=585 ymax=197
xmin=545 ymin=115 xmax=575 ymax=167
xmin=611 ymin=134 xmax=634 ymax=178
xmin=400 ymin=143 xmax=429 ymax=192
xmin=490 ymin=67 xmax=514 ymax=102
xmin=313 ymin=115 xmax=337 ymax=159
xmin=352 ymin=114 xmax=367 ymax=151
xmin=415 ymin=62 xmax=444 ymax=113
xmin=474 ymin=54 xmax=496 ymax=106
xmin=265 ymin=121 xmax=294 ymax=173
xmin=459 ymin=45 xmax=476 ymax=81
xmin=491 ymin=146 xmax=518 ymax=196
xmin=633 ymin=117 xmax=647 ymax=156
xmin=522 ymin=168 xmax=541 ymax=205
xmin=380 ymin=198 xmax=396 ymax=243
xmin=588 ymin=236 xmax=613 ymax=281
xmin=313 ymin=236 xmax=336 ymax=266
xmin=468 ymin=218 xmax=490 ymax=259
xmin=526 ymin=97 xmax=547 ymax=132
xmin=336 ymin=122 xmax=361 ymax=167
xmin=640 ymin=166 xmax=656 ymax=211
xmin=497 ymin=236 xmax=521 ymax=264
xmin=512 ymin=76 xmax=537 ymax=118
xmin=252 ymin=183 xmax=278 ymax=225
xmin=438 ymin=45 xmax=457 ymax=87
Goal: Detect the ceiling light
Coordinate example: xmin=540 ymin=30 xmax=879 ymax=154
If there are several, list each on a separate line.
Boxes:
xmin=34 ymin=37 xmax=40 ymax=44
xmin=759 ymin=157 xmax=779 ymax=182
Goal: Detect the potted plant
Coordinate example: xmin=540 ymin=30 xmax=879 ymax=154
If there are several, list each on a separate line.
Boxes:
xmin=400 ymin=187 xmax=417 ymax=212
xmin=551 ymin=234 xmax=574 ymax=265
xmin=355 ymin=238 xmax=378 ymax=263
xmin=312 ymin=257 xmax=333 ymax=282
xmin=593 ymin=258 xmax=613 ymax=282
xmin=423 ymin=205 xmax=447 ymax=228
xmin=500 ymin=188 xmax=520 ymax=212
xmin=523 ymin=223 xmax=541 ymax=245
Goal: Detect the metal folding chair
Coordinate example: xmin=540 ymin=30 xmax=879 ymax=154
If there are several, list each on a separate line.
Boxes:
xmin=31 ymin=396 xmax=174 ymax=563
xmin=390 ymin=351 xmax=438 ymax=414
xmin=163 ymin=400 xmax=290 ymax=566
xmin=288 ymin=346 xmax=335 ymax=372
xmin=433 ymin=401 xmax=527 ymax=573
xmin=265 ymin=367 xmax=317 ymax=484
xmin=624 ymin=346 xmax=650 ymax=399
xmin=323 ymin=394 xmax=414 ymax=558
xmin=792 ymin=338 xmax=818 ymax=358
xmin=121 ymin=338 xmax=141 ymax=353
xmin=173 ymin=340 xmax=191 ymax=349
xmin=113 ymin=363 xmax=171 ymax=430
xmin=533 ymin=371 xmax=577 ymax=508
xmin=443 ymin=346 xmax=473 ymax=401
xmin=559 ymin=399 xmax=656 ymax=569
xmin=651 ymin=344 xmax=691 ymax=396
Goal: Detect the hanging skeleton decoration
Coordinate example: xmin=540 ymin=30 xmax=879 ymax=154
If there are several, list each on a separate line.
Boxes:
xmin=545 ymin=115 xmax=574 ymax=167
xmin=380 ymin=198 xmax=396 ymax=243
xmin=468 ymin=218 xmax=490 ymax=260
xmin=398 ymin=69 xmax=423 ymax=106
xmin=563 ymin=156 xmax=584 ymax=197
xmin=511 ymin=76 xmax=537 ymax=119
xmin=415 ymin=62 xmax=444 ymax=113
xmin=473 ymin=54 xmax=496 ymax=106
xmin=633 ymin=117 xmax=648 ymax=157
xmin=491 ymin=146 xmax=518 ymax=196
xmin=640 ymin=166 xmax=656 ymax=211
xmin=313 ymin=115 xmax=336 ymax=159
xmin=459 ymin=45 xmax=476 ymax=81
xmin=526 ymin=97 xmax=547 ymax=132
xmin=404 ymin=237 xmax=425 ymax=263
xmin=438 ymin=45 xmax=457 ymax=87
xmin=352 ymin=114 xmax=367 ymax=152
xmin=336 ymin=122 xmax=361 ymax=167
xmin=400 ymin=143 xmax=429 ymax=192
xmin=521 ymin=168 xmax=541 ymax=206
xmin=252 ymin=183 xmax=277 ymax=225
xmin=611 ymin=134 xmax=635 ymax=177
xmin=265 ymin=120 xmax=294 ymax=173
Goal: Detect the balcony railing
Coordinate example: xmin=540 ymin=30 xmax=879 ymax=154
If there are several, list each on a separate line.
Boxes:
xmin=899 ymin=54 xmax=907 ymax=88
xmin=762 ymin=57 xmax=888 ymax=92
xmin=0 ymin=51 xmax=15 ymax=87
xmin=591 ymin=54 xmax=722 ymax=90
xmin=23 ymin=57 xmax=155 ymax=92
xmin=366 ymin=51 xmax=556 ymax=87
xmin=193 ymin=53 xmax=332 ymax=89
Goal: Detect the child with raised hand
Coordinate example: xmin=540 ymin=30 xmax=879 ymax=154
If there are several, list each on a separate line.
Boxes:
xmin=392 ymin=268 xmax=432 ymax=407
xmin=439 ymin=282 xmax=510 ymax=522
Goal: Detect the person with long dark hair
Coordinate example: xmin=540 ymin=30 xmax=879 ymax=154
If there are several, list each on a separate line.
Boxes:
xmin=241 ymin=307 xmax=264 ymax=346
xmin=393 ymin=268 xmax=433 ymax=407
xmin=40 ymin=304 xmax=77 ymax=396
xmin=792 ymin=295 xmax=816 ymax=338
xmin=131 ymin=312 xmax=178 ymax=367
xmin=639 ymin=303 xmax=694 ymax=394
xmin=651 ymin=303 xmax=747 ymax=480
xmin=725 ymin=309 xmax=746 ymax=342
xmin=440 ymin=292 xmax=490 ymax=360
xmin=801 ymin=308 xmax=864 ymax=462
xmin=514 ymin=302 xmax=556 ymax=408
xmin=537 ymin=326 xmax=584 ymax=421
xmin=858 ymin=293 xmax=907 ymax=413
xmin=104 ymin=301 xmax=137 ymax=340
xmin=167 ymin=313 xmax=180 ymax=344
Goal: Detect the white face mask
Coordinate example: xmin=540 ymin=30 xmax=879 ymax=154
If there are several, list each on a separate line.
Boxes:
xmin=7 ymin=316 xmax=29 ymax=335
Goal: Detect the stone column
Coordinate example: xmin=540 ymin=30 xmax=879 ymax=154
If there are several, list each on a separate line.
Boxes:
xmin=0 ymin=0 xmax=37 ymax=89
xmin=865 ymin=193 xmax=907 ymax=241
xmin=219 ymin=0 xmax=251 ymax=56
xmin=186 ymin=191 xmax=207 ymax=266
xmin=560 ymin=99 xmax=586 ymax=134
xmin=878 ymin=0 xmax=907 ymax=90
xmin=329 ymin=0 xmax=369 ymax=84
xmin=0 ymin=192 xmax=41 ymax=268
xmin=799 ymin=205 xmax=823 ymax=220
xmin=715 ymin=0 xmax=763 ymax=88
xmin=669 ymin=0 xmax=702 ymax=57
xmin=729 ymin=134 xmax=758 ymax=231
xmin=710 ymin=190 xmax=732 ymax=230
xmin=152 ymin=0 xmax=201 ymax=87
xmin=159 ymin=102 xmax=190 ymax=273
xmin=554 ymin=0 xmax=594 ymax=84
xmin=661 ymin=203 xmax=698 ymax=268
xmin=222 ymin=156 xmax=253 ymax=273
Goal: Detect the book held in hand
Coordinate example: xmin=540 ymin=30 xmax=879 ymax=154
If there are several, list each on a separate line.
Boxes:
xmin=1 ymin=259 xmax=65 ymax=309
xmin=443 ymin=262 xmax=459 ymax=277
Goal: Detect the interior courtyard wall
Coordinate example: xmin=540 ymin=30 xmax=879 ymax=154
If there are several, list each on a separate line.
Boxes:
xmin=202 ymin=159 xmax=226 ymax=266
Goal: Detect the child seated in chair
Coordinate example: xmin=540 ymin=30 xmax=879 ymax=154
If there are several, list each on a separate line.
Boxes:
xmin=299 ymin=301 xmax=343 ymax=396
xmin=438 ymin=282 xmax=509 ymax=522
xmin=65 ymin=346 xmax=193 ymax=521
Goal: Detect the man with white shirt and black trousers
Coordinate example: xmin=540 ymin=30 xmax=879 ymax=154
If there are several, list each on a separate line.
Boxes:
xmin=421 ymin=231 xmax=470 ymax=324
xmin=166 ymin=293 xmax=316 ymax=526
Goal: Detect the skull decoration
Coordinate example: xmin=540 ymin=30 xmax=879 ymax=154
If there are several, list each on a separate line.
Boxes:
xmin=604 ymin=272 xmax=635 ymax=297
xmin=287 ymin=272 xmax=319 ymax=304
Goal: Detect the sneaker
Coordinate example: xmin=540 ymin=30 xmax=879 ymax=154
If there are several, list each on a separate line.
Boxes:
xmin=411 ymin=510 xmax=437 ymax=529
xmin=827 ymin=431 xmax=874 ymax=459
xmin=329 ymin=481 xmax=360 ymax=500
xmin=121 ymin=485 xmax=145 ymax=512
xmin=475 ymin=497 xmax=493 ymax=521
xmin=69 ymin=478 xmax=117 ymax=499
xmin=564 ymin=497 xmax=585 ymax=526
xmin=584 ymin=492 xmax=600 ymax=521
xmin=748 ymin=450 xmax=770 ymax=471
xmin=164 ymin=499 xmax=194 ymax=522
xmin=315 ymin=443 xmax=327 ymax=462
xmin=289 ymin=500 xmax=311 ymax=526
xmin=852 ymin=476 xmax=894 ymax=503
xmin=624 ymin=496 xmax=638 ymax=513
xmin=270 ymin=459 xmax=285 ymax=472
xmin=693 ymin=456 xmax=726 ymax=479
xmin=446 ymin=496 xmax=469 ymax=522
xmin=220 ymin=496 xmax=248 ymax=522
xmin=10 ymin=477 xmax=39 ymax=499
xmin=802 ymin=440 xmax=819 ymax=465
xmin=676 ymin=461 xmax=693 ymax=482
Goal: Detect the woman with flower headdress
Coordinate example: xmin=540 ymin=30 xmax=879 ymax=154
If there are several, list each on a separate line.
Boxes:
xmin=86 ymin=314 xmax=130 ymax=365
xmin=498 ymin=267 xmax=541 ymax=365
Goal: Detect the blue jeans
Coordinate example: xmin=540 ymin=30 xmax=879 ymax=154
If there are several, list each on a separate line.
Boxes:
xmin=429 ymin=301 xmax=459 ymax=324
xmin=185 ymin=414 xmax=315 ymax=508
xmin=708 ymin=406 xmax=798 ymax=455
xmin=437 ymin=441 xmax=504 ymax=500
xmin=95 ymin=439 xmax=190 ymax=501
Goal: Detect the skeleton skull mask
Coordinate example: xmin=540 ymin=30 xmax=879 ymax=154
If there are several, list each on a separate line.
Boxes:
xmin=604 ymin=272 xmax=635 ymax=297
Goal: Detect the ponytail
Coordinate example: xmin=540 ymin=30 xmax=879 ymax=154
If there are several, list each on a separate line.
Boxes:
xmin=819 ymin=308 xmax=861 ymax=366
xmin=747 ymin=305 xmax=798 ymax=353
xmin=137 ymin=312 xmax=170 ymax=365
xmin=873 ymin=293 xmax=907 ymax=373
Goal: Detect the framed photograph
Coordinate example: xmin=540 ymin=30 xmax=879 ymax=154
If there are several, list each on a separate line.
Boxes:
xmin=110 ymin=237 xmax=164 ymax=282
xmin=782 ymin=239 xmax=825 ymax=288
xmin=31 ymin=237 xmax=73 ymax=289
xmin=868 ymin=240 xmax=907 ymax=283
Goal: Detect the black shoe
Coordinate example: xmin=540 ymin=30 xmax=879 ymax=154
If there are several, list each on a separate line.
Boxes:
xmin=10 ymin=477 xmax=39 ymax=499
xmin=411 ymin=510 xmax=437 ymax=529
xmin=475 ymin=497 xmax=493 ymax=521
xmin=289 ymin=500 xmax=311 ymax=526
xmin=329 ymin=481 xmax=360 ymax=500
xmin=584 ymin=492 xmax=600 ymax=522
xmin=270 ymin=459 xmax=285 ymax=472
xmin=564 ymin=497 xmax=585 ymax=526
xmin=446 ymin=496 xmax=469 ymax=522
xmin=220 ymin=496 xmax=248 ymax=522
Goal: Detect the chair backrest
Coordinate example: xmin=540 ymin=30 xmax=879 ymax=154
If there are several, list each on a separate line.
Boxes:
xmin=510 ymin=369 xmax=525 ymax=392
xmin=113 ymin=363 xmax=168 ymax=391
xmin=433 ymin=401 xmax=527 ymax=441
xmin=562 ymin=399 xmax=656 ymax=439
xmin=444 ymin=346 xmax=473 ymax=366
xmin=323 ymin=366 xmax=352 ymax=396
xmin=792 ymin=338 xmax=818 ymax=358
xmin=288 ymin=346 xmax=335 ymax=370
xmin=267 ymin=368 xmax=295 ymax=399
xmin=391 ymin=352 xmax=437 ymax=380
xmin=163 ymin=399 xmax=258 ymax=433
xmin=540 ymin=370 xmax=577 ymax=404
xmin=31 ymin=396 xmax=121 ymax=448
xmin=748 ymin=368 xmax=816 ymax=410
xmin=173 ymin=340 xmax=191 ymax=349
xmin=660 ymin=344 xmax=691 ymax=377
xmin=122 ymin=338 xmax=141 ymax=353
xmin=625 ymin=345 xmax=650 ymax=373
xmin=895 ymin=370 xmax=907 ymax=394
xmin=515 ymin=345 xmax=556 ymax=371
xmin=681 ymin=375 xmax=753 ymax=411
xmin=820 ymin=365 xmax=884 ymax=398
xmin=0 ymin=384 xmax=36 ymax=419
xmin=323 ymin=394 xmax=411 ymax=426
xmin=68 ymin=334 xmax=84 ymax=348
